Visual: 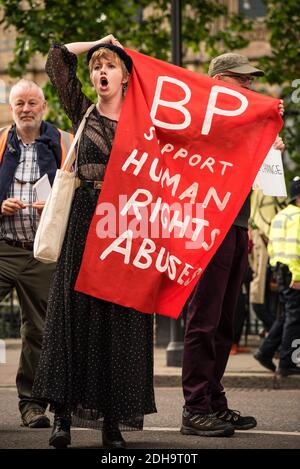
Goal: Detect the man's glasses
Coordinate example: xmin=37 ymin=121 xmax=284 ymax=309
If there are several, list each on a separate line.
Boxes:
xmin=219 ymin=73 xmax=255 ymax=84
xmin=14 ymin=176 xmax=40 ymax=185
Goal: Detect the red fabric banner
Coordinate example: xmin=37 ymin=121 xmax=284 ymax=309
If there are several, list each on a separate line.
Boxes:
xmin=75 ymin=49 xmax=283 ymax=318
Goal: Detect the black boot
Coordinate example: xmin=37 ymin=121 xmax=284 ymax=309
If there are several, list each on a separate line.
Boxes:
xmin=49 ymin=415 xmax=71 ymax=449
xmin=102 ymin=419 xmax=126 ymax=449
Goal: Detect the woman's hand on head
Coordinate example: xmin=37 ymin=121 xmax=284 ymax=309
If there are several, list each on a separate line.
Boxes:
xmin=99 ymin=35 xmax=124 ymax=49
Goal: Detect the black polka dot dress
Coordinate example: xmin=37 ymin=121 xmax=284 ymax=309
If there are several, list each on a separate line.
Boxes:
xmin=32 ymin=44 xmax=157 ymax=431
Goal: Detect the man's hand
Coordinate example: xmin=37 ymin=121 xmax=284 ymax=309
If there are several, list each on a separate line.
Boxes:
xmin=278 ymin=99 xmax=284 ymax=116
xmin=32 ymin=201 xmax=45 ymax=215
xmin=1 ymin=198 xmax=25 ymax=215
xmin=290 ymin=281 xmax=300 ymax=290
xmin=274 ymin=135 xmax=285 ymax=152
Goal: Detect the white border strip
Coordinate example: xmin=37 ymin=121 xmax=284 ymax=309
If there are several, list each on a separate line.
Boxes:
xmin=143 ymin=427 xmax=300 ymax=436
xmin=72 ymin=427 xmax=300 ymax=437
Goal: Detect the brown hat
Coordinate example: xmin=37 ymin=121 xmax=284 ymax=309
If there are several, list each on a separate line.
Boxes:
xmin=208 ymin=52 xmax=264 ymax=77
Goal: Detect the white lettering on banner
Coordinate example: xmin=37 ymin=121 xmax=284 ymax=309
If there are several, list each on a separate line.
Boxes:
xmin=161 ymin=143 xmax=174 ymax=154
xmin=190 ymin=217 xmax=210 ymax=242
xmin=121 ymin=189 xmax=153 ymax=221
xmin=144 ymin=126 xmax=156 ymax=140
xmin=177 ymin=263 xmax=194 ymax=285
xmin=150 ymin=80 xmax=248 ymax=134
xmin=100 ymin=229 xmax=133 ymax=264
xmin=174 ymin=148 xmax=188 ymax=159
xmin=189 ymin=154 xmax=201 ymax=166
xmin=183 ymin=267 xmax=203 ymax=286
xmin=133 ymin=238 xmax=156 ymax=269
xmin=156 ymin=248 xmax=170 ymax=273
xmin=122 ymin=150 xmax=231 ymax=207
xmin=178 ymin=183 xmax=198 ymax=204
xmin=168 ymin=255 xmax=182 ymax=280
xmin=202 ymin=187 xmax=231 ymax=211
xmin=150 ymin=76 xmax=192 ymax=130
xmin=168 ymin=211 xmax=191 ymax=237
xmin=202 ymin=228 xmax=220 ymax=251
xmin=219 ymin=160 xmax=233 ymax=175
xmin=99 ymin=230 xmax=203 ymax=285
xmin=171 ymin=148 xmax=233 ymax=176
xmin=127 ymin=139 xmax=234 ymax=177
xmin=94 ymin=196 xmax=219 ymax=251
xmin=119 ymin=190 xmax=214 ymax=248
xmin=201 ymin=85 xmax=248 ymax=135
xmin=160 ymin=169 xmax=181 ymax=196
xmin=122 ymin=149 xmax=149 ymax=174
xmin=149 ymin=158 xmax=163 ymax=182
xmin=161 ymin=203 xmax=170 ymax=229
xmin=149 ymin=197 xmax=162 ymax=223
xmin=102 ymin=82 xmax=248 ymax=286
xmin=200 ymin=157 xmax=215 ymax=172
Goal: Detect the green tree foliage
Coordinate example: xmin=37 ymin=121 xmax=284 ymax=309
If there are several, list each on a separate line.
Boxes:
xmin=260 ymin=0 xmax=300 ymax=178
xmin=0 ymin=0 xmax=251 ymax=129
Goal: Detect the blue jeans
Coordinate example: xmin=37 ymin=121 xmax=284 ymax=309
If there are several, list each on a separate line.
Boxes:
xmin=259 ymin=287 xmax=300 ymax=369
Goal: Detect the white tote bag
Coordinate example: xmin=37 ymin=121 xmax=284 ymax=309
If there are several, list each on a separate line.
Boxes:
xmin=34 ymin=104 xmax=95 ymax=263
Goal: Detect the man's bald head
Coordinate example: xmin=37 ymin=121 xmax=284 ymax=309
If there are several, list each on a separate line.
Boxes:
xmin=9 ymin=79 xmax=45 ymax=104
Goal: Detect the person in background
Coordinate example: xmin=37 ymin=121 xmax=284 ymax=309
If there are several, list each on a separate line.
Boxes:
xmin=181 ymin=53 xmax=284 ymax=438
xmin=0 ymin=79 xmax=72 ymax=428
xmin=254 ymin=177 xmax=300 ymax=376
xmin=250 ymin=192 xmax=286 ymax=338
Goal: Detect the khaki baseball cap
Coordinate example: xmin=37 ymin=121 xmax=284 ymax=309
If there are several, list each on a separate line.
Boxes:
xmin=208 ymin=52 xmax=264 ymax=77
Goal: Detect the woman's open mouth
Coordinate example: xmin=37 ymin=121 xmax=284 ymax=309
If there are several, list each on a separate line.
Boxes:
xmin=100 ymin=77 xmax=108 ymax=89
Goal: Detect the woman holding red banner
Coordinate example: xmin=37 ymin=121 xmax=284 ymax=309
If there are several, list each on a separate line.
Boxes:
xmin=32 ymin=35 xmax=156 ymax=449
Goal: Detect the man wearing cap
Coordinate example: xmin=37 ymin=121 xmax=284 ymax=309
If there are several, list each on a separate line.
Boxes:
xmin=254 ymin=177 xmax=300 ymax=376
xmin=181 ymin=53 xmax=285 ymax=438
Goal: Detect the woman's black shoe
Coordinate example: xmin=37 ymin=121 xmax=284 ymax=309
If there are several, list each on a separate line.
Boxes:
xmin=102 ymin=428 xmax=126 ymax=449
xmin=49 ymin=416 xmax=71 ymax=448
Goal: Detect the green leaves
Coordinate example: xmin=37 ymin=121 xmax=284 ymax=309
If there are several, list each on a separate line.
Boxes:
xmin=4 ymin=0 xmax=298 ymax=179
xmin=0 ymin=0 xmax=253 ymax=127
xmin=259 ymin=0 xmax=300 ymax=179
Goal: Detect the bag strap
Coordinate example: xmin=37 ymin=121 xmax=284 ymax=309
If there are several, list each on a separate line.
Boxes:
xmin=62 ymin=104 xmax=95 ymax=171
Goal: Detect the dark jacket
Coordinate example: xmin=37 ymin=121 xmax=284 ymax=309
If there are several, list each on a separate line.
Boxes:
xmin=0 ymin=122 xmax=69 ymax=205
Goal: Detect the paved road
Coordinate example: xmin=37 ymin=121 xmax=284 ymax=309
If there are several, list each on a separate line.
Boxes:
xmin=1 ymin=386 xmax=299 ymax=449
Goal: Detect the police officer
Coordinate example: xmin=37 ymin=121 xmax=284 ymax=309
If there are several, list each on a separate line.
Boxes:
xmin=254 ymin=177 xmax=300 ymax=376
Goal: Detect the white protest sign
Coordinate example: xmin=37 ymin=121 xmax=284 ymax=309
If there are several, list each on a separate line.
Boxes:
xmin=33 ymin=174 xmax=51 ymax=202
xmin=253 ymin=146 xmax=287 ymax=196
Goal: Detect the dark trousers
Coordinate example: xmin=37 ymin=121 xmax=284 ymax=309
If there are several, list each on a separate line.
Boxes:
xmin=0 ymin=240 xmax=56 ymax=414
xmin=252 ymin=302 xmax=276 ymax=332
xmin=252 ymin=267 xmax=278 ymax=331
xmin=182 ymin=226 xmax=249 ymax=414
xmin=233 ymin=289 xmax=247 ymax=345
xmin=259 ymin=286 xmax=300 ymax=369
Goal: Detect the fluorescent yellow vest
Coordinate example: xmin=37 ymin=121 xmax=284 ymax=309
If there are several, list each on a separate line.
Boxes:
xmin=268 ymin=204 xmax=300 ymax=281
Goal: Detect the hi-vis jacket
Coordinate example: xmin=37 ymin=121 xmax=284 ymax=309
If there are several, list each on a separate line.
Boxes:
xmin=268 ymin=204 xmax=300 ymax=282
xmin=0 ymin=123 xmax=73 ymax=206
